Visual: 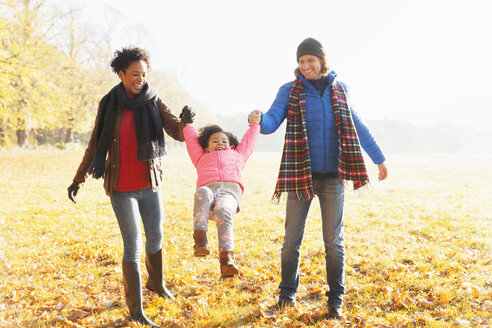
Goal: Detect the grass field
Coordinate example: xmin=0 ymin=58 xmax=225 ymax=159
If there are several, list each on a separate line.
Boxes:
xmin=0 ymin=149 xmax=490 ymax=327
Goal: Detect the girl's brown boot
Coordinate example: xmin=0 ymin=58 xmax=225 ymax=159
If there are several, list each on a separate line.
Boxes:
xmin=193 ymin=230 xmax=210 ymax=257
xmin=219 ymin=251 xmax=239 ymax=278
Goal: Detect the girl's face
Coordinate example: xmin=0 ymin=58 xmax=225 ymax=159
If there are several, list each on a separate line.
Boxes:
xmin=205 ymin=132 xmax=230 ymax=152
xmin=118 ymin=60 xmax=147 ymax=98
xmin=298 ymin=54 xmax=322 ymax=80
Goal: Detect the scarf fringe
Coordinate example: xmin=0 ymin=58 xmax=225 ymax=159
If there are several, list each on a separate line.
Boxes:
xmin=340 ymin=178 xmax=371 ymax=199
xmin=86 ymin=157 xmax=106 ymax=179
xmin=137 ymin=141 xmax=167 ymax=162
xmin=271 ymin=188 xmax=314 ymax=205
xmin=271 ymin=192 xmax=282 ymax=205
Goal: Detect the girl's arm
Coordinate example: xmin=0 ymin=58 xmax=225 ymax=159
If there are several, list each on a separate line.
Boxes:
xmin=183 ymin=125 xmax=205 ymax=167
xmin=235 ymin=123 xmax=260 ymax=163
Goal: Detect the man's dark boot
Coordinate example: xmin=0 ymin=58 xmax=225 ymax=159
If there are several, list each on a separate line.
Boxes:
xmin=193 ymin=230 xmax=210 ymax=257
xmin=266 ymin=298 xmax=296 ymax=313
xmin=327 ymin=305 xmax=343 ymax=320
xmin=122 ymin=262 xmax=159 ymax=327
xmin=145 ymin=249 xmax=175 ymax=299
xmin=219 ymin=251 xmax=239 ymax=278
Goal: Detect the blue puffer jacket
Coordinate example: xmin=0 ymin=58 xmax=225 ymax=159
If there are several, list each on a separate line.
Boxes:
xmin=260 ymin=71 xmax=385 ymax=174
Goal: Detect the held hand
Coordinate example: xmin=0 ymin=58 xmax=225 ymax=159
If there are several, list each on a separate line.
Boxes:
xmin=179 ymin=106 xmax=195 ymax=124
xmin=248 ymin=110 xmax=261 ymax=126
xmin=67 ymin=181 xmax=80 ymax=203
xmin=377 ymin=163 xmax=388 ymax=181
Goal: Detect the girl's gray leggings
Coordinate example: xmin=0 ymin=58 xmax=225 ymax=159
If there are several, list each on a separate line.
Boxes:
xmin=193 ymin=186 xmax=238 ymax=251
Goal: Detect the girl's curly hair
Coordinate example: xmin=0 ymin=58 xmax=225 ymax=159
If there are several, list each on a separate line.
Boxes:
xmin=197 ymin=124 xmax=239 ymax=150
xmin=110 ymin=46 xmax=151 ymax=74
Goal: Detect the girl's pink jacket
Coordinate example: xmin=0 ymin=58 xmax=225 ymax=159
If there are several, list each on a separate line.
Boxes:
xmin=183 ymin=124 xmax=260 ymax=192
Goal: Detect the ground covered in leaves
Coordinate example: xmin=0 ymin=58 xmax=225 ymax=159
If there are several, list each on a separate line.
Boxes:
xmin=0 ymin=149 xmax=490 ymax=327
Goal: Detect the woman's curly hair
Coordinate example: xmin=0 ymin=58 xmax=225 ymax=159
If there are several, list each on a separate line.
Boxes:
xmin=110 ymin=46 xmax=151 ymax=74
xmin=197 ymin=124 xmax=239 ymax=150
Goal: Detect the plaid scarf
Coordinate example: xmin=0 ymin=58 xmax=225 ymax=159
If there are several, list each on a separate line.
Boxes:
xmin=331 ymin=79 xmax=369 ymax=190
xmin=272 ymin=77 xmax=368 ymax=203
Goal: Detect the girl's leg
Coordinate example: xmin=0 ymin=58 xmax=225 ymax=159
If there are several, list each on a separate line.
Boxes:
xmin=193 ymin=187 xmax=214 ymax=257
xmin=213 ymin=191 xmax=238 ymax=252
xmin=213 ymin=191 xmax=239 ymax=278
xmin=193 ymin=187 xmax=214 ymax=231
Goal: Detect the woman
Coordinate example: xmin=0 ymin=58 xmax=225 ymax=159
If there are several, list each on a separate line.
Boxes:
xmin=249 ymin=37 xmax=388 ymax=319
xmin=67 ymin=46 xmax=194 ymax=327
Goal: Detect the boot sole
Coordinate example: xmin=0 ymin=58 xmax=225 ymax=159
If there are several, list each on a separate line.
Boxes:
xmin=221 ymin=266 xmax=239 ymax=278
xmin=146 ymin=285 xmax=175 ymax=299
xmin=221 ymin=275 xmax=236 ymax=279
xmin=194 ymin=248 xmax=210 ymax=257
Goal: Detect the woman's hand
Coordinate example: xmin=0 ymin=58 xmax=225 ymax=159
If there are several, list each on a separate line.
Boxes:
xmin=67 ymin=181 xmax=80 ymax=203
xmin=248 ymin=110 xmax=261 ymax=126
xmin=180 ymin=106 xmax=195 ymax=124
xmin=377 ymin=163 xmax=388 ymax=181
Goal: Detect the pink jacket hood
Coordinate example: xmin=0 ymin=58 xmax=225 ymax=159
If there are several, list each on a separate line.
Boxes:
xmin=184 ymin=124 xmax=260 ymax=192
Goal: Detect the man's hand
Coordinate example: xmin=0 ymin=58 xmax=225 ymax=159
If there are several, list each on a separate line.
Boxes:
xmin=377 ymin=163 xmax=388 ymax=181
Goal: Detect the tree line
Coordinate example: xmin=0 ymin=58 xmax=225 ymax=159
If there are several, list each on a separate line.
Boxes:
xmin=2 ymin=1 xmax=488 ymax=154
xmin=213 ymin=115 xmax=492 ymax=154
xmin=0 ymin=0 xmax=207 ymax=148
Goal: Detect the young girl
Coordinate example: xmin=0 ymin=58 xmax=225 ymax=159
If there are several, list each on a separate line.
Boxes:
xmin=183 ymin=113 xmax=260 ymax=278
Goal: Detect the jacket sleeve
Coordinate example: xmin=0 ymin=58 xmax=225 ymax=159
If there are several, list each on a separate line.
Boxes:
xmin=73 ymin=102 xmax=102 ymax=184
xmin=339 ymin=82 xmax=386 ymax=165
xmin=157 ymin=98 xmax=186 ymax=141
xmin=351 ymin=109 xmax=385 ymax=164
xmin=235 ymin=124 xmax=260 ymax=164
xmin=259 ymin=82 xmax=291 ymax=134
xmin=340 ymin=82 xmax=386 ymax=164
xmin=183 ymin=125 xmax=205 ymax=167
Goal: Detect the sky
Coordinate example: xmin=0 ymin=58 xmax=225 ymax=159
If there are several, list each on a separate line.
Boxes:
xmin=79 ymin=0 xmax=492 ymax=129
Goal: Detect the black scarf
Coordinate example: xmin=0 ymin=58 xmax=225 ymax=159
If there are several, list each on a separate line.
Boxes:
xmin=86 ymin=83 xmax=166 ymax=179
xmin=308 ymin=77 xmax=329 ymax=96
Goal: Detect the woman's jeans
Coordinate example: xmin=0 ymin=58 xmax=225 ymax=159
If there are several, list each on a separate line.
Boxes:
xmin=193 ymin=186 xmax=238 ymax=252
xmin=279 ymin=178 xmax=345 ymax=308
xmin=110 ymin=188 xmax=164 ymax=263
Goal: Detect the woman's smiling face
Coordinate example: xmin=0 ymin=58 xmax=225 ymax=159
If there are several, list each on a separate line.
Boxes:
xmin=298 ymin=54 xmax=322 ymax=80
xmin=118 ymin=60 xmax=147 ymax=98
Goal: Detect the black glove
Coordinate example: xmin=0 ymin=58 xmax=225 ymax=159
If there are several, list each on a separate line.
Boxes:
xmin=67 ymin=181 xmax=80 ymax=203
xmin=179 ymin=106 xmax=195 ymax=123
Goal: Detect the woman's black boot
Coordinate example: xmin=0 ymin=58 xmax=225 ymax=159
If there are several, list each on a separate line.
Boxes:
xmin=122 ymin=262 xmax=160 ymax=327
xmin=145 ymin=249 xmax=175 ymax=299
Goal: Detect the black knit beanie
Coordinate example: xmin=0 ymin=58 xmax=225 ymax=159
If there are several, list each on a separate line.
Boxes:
xmin=296 ymin=37 xmax=326 ymax=61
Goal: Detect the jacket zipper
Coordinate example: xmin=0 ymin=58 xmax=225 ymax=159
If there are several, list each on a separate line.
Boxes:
xmin=218 ymin=151 xmax=223 ymax=181
xmin=320 ymin=90 xmax=328 ymax=173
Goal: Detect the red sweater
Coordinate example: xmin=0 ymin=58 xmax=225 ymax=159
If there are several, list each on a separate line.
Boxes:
xmin=115 ymin=110 xmax=151 ymax=191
